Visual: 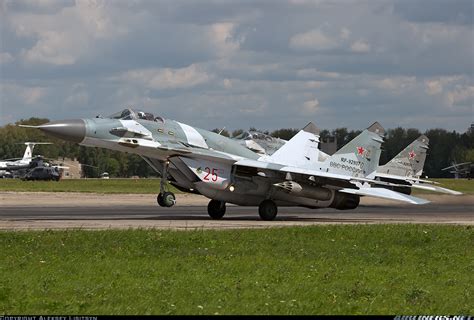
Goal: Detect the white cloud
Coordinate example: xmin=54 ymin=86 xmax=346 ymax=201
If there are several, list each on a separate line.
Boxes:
xmin=23 ymin=87 xmax=46 ymax=104
xmin=340 ymin=27 xmax=351 ymax=40
xmin=1 ymin=1 xmax=472 ymax=131
xmin=290 ymin=29 xmax=338 ymax=51
xmin=10 ymin=0 xmax=129 ymax=65
xmin=376 ymin=77 xmax=417 ymax=91
xmin=445 ymin=86 xmax=474 ymax=107
xmin=305 ymin=81 xmax=325 ymax=89
xmin=208 ymin=22 xmax=242 ymax=57
xmin=302 ymin=98 xmax=320 ymax=113
xmin=65 ymin=84 xmax=89 ymax=106
xmin=350 ymin=39 xmax=370 ymax=53
xmin=3 ymin=84 xmax=47 ymax=105
xmin=223 ymin=78 xmax=233 ymax=89
xmin=22 ymin=31 xmax=80 ymax=65
xmin=297 ymin=68 xmax=341 ymax=79
xmin=117 ymin=64 xmax=212 ymax=90
xmin=425 ymin=80 xmax=443 ymax=95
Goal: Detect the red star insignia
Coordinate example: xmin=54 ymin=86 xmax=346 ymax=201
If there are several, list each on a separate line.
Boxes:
xmin=357 ymin=146 xmax=365 ymax=155
xmin=409 ymin=151 xmax=416 ymax=159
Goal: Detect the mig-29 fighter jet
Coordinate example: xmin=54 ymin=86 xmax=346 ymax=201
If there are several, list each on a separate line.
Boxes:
xmin=374 ymin=136 xmax=462 ymax=195
xmin=239 ymin=130 xmax=461 ymax=196
xmin=21 ymin=108 xmax=429 ymax=220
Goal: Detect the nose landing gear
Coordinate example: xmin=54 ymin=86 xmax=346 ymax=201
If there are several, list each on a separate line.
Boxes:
xmin=157 ymin=160 xmax=176 ymax=208
xmin=157 ymin=192 xmax=176 ymax=207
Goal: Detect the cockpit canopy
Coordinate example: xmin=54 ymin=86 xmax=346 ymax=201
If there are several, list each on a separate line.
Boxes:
xmin=234 ymin=131 xmax=276 ymax=142
xmin=107 ymin=108 xmax=164 ymax=122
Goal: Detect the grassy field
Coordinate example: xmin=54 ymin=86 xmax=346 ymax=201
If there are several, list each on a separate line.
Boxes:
xmin=0 ymin=178 xmax=179 ymax=194
xmin=0 ymin=178 xmax=472 ymax=194
xmin=0 ymin=225 xmax=472 ymax=315
xmin=427 ymin=178 xmax=474 ymax=194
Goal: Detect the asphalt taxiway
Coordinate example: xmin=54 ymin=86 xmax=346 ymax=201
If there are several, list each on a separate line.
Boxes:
xmin=0 ymin=192 xmax=472 ymax=230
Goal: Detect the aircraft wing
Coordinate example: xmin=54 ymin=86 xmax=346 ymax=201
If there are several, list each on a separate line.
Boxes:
xmin=234 ymin=159 xmax=430 ymax=205
xmin=374 ymin=172 xmax=462 ymax=194
xmin=375 ymin=172 xmax=440 ymax=184
xmin=339 ymin=187 xmax=430 ymax=204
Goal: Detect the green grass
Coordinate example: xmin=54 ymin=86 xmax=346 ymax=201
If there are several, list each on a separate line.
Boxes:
xmin=0 ymin=178 xmax=179 ymax=194
xmin=0 ymin=225 xmax=472 ymax=315
xmin=430 ymin=179 xmax=474 ymax=194
xmin=1 ymin=178 xmax=472 ymax=194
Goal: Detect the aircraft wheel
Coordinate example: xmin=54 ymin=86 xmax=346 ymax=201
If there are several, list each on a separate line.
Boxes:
xmin=259 ymin=200 xmax=278 ymax=221
xmin=157 ymin=192 xmax=176 ymax=207
xmin=207 ymin=200 xmax=226 ymax=219
xmin=157 ymin=193 xmax=165 ymax=207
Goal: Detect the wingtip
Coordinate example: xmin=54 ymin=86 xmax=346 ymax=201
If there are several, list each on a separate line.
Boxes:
xmin=303 ymin=122 xmax=320 ymax=135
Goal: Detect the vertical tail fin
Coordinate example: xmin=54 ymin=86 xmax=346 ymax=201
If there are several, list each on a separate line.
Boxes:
xmin=377 ymin=135 xmax=429 ymax=178
xmin=21 ymin=142 xmax=52 ymax=163
xmin=268 ymin=122 xmax=320 ymax=167
xmin=322 ymin=122 xmax=385 ymax=179
xmin=22 ymin=143 xmax=35 ymax=161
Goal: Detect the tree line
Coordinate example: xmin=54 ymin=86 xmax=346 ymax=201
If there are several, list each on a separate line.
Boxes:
xmin=1 ymin=118 xmax=472 ymax=178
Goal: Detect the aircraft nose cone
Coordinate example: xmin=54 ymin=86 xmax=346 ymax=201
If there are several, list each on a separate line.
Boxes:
xmin=38 ymin=119 xmax=86 ymax=143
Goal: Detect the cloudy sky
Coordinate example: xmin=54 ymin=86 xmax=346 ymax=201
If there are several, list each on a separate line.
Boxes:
xmin=0 ymin=0 xmax=472 ymax=132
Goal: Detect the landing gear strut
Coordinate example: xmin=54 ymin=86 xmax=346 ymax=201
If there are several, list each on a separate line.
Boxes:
xmin=207 ymin=200 xmax=226 ymax=219
xmin=259 ymin=200 xmax=277 ymax=221
xmin=157 ymin=160 xmax=176 ymax=207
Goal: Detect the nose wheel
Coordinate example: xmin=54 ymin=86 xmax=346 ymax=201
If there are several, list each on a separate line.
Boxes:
xmin=157 ymin=160 xmax=176 ymax=207
xmin=157 ymin=192 xmax=176 ymax=207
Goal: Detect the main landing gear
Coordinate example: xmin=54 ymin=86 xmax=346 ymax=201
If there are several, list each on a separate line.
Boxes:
xmin=258 ymin=199 xmax=278 ymax=221
xmin=207 ymin=200 xmax=226 ymax=219
xmin=157 ymin=160 xmax=176 ymax=208
xmin=206 ymin=199 xmax=278 ymax=220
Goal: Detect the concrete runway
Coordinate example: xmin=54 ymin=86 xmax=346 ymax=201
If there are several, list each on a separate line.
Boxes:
xmin=0 ymin=192 xmax=472 ymax=229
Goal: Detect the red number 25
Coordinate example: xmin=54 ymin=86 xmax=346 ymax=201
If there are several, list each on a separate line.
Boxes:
xmin=203 ymin=167 xmax=218 ymax=182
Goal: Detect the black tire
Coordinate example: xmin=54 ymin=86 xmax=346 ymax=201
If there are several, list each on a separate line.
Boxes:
xmin=157 ymin=193 xmax=165 ymax=207
xmin=157 ymin=192 xmax=176 ymax=207
xmin=163 ymin=192 xmax=176 ymax=207
xmin=207 ymin=200 xmax=226 ymax=219
xmin=259 ymin=200 xmax=278 ymax=221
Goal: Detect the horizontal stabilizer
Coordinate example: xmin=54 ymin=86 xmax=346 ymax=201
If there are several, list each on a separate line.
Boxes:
xmin=340 ymin=187 xmax=430 ymax=205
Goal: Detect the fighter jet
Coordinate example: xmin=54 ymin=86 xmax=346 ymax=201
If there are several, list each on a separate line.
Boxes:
xmin=239 ymin=130 xmax=461 ymax=196
xmin=233 ymin=131 xmax=286 ymax=155
xmin=0 ymin=142 xmax=51 ymax=178
xmin=21 ymin=108 xmax=429 ymax=220
xmin=374 ymin=136 xmax=462 ymax=195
